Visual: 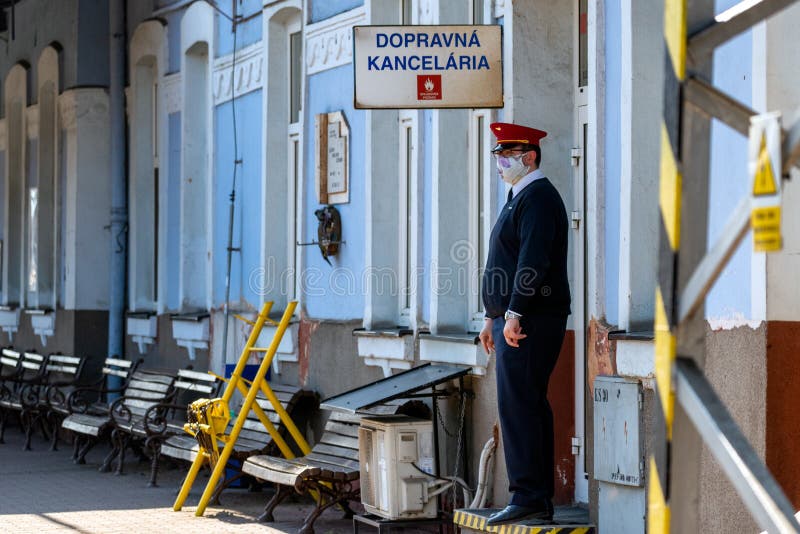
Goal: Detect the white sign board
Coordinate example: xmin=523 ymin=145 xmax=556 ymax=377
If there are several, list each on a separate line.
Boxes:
xmin=354 ymin=25 xmax=503 ymax=109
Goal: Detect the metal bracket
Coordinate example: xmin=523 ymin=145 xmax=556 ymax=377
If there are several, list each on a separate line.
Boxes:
xmin=296 ymin=240 xmax=346 ymax=247
xmin=571 ymin=211 xmax=582 ymax=230
xmin=570 ymin=147 xmax=582 ymax=167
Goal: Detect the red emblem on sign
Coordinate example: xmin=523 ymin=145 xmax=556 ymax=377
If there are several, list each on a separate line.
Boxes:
xmin=417 ymin=75 xmax=442 ymax=100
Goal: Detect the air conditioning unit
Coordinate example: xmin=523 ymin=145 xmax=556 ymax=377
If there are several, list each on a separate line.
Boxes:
xmin=359 ymin=415 xmax=437 ymax=520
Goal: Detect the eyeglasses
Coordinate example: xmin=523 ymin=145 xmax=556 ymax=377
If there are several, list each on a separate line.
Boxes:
xmin=491 ymin=149 xmax=530 ymax=159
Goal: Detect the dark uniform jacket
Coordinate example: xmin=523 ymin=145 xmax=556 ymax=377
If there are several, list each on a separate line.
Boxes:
xmin=481 ymin=177 xmax=571 ymax=319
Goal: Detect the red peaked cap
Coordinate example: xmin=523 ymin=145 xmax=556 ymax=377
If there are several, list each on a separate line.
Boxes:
xmin=490 ymin=122 xmax=547 ymax=150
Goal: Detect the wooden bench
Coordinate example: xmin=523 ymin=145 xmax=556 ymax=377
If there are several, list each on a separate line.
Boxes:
xmin=0 ymin=348 xmax=24 ymax=444
xmin=39 ymin=354 xmax=87 ymax=451
xmin=60 ymin=357 xmax=141 ymax=463
xmin=61 ymin=362 xmax=174 ymax=468
xmin=0 ymin=350 xmax=49 ymax=449
xmin=242 ymin=400 xmax=429 ymax=534
xmin=110 ymin=368 xmax=224 ymax=485
xmin=161 ymin=382 xmax=316 ymax=502
xmin=105 ymin=370 xmax=182 ymax=476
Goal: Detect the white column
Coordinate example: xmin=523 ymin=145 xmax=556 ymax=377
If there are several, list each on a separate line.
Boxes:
xmin=181 ymin=1 xmax=214 ymax=311
xmin=427 ymin=0 xmax=472 ymax=334
xmin=60 ymin=88 xmax=111 ymax=310
xmin=364 ymin=108 xmax=401 ymax=328
xmin=429 ymin=109 xmax=471 ymax=333
xmin=617 ymin=0 xmax=663 ymax=330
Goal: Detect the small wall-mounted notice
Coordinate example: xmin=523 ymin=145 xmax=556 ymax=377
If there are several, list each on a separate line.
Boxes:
xmin=354 ymin=25 xmax=503 ymax=109
xmin=315 ymin=111 xmax=350 ymax=204
xmin=749 ymin=112 xmax=782 ymax=252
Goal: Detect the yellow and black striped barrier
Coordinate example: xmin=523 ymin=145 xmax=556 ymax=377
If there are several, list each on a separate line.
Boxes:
xmin=453 ymin=509 xmax=594 ymax=534
xmin=650 ymin=0 xmax=687 ymax=533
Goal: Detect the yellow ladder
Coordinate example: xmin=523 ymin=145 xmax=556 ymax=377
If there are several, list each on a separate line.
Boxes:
xmin=173 ymin=301 xmax=311 ymax=516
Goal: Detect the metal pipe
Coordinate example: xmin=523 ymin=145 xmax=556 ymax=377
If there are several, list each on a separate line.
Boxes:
xmin=676 ymin=357 xmax=800 ymax=533
xmin=220 ymin=7 xmax=240 ymax=369
xmin=107 ymin=0 xmax=128 ymax=396
xmin=220 ymin=190 xmax=235 ymax=368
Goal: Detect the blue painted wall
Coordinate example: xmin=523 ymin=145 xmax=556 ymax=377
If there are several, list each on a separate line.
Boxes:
xmin=216 ymin=0 xmax=262 ymax=58
xmin=309 ymin=0 xmax=363 ymax=23
xmin=167 ymin=112 xmax=181 ymax=311
xmin=165 ymin=10 xmax=183 ymax=75
xmin=239 ymin=93 xmax=265 ymax=308
xmin=213 ymin=90 xmax=263 ymax=308
xmin=705 ymin=0 xmax=754 ymax=319
xmin=603 ymin=0 xmax=621 ymax=325
xmin=303 ymin=65 xmax=365 ymax=319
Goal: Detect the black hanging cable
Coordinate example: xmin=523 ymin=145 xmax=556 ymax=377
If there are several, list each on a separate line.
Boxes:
xmin=221 ymin=5 xmax=242 ymax=367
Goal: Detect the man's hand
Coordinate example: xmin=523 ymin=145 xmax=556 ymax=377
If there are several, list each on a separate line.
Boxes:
xmin=503 ymin=317 xmax=527 ymax=348
xmin=479 ymin=318 xmax=495 ymax=355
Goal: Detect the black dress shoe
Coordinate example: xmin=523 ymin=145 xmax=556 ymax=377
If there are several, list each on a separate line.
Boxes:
xmin=486 ymin=500 xmax=553 ymax=525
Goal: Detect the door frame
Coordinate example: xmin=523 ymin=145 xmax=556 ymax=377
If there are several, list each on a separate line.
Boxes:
xmin=573 ymin=103 xmax=589 ymax=503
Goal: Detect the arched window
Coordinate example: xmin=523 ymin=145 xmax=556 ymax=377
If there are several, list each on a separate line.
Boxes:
xmin=2 ymin=63 xmax=29 ymax=307
xmin=29 ymin=46 xmax=61 ymax=310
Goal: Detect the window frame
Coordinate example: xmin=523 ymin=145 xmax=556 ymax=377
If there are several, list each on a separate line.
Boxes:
xmin=398 ymin=110 xmax=418 ymax=328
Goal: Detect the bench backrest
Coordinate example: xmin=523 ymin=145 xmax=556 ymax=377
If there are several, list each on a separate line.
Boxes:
xmin=236 ymin=382 xmax=312 ymax=449
xmin=102 ymin=357 xmax=139 ymax=383
xmin=0 ymin=348 xmax=21 ymax=380
xmin=20 ymin=351 xmax=47 ymax=382
xmin=45 ymin=354 xmax=86 ymax=385
xmin=171 ymin=369 xmax=224 ymax=412
xmin=312 ymin=410 xmax=361 ymax=462
xmin=118 ymin=370 xmax=176 ymax=420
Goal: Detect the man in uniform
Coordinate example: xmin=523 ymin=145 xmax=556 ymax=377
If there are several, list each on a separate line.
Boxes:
xmin=478 ymin=122 xmax=571 ymax=525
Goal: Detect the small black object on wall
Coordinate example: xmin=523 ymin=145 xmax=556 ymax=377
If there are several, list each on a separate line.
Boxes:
xmin=315 ymin=205 xmax=342 ymax=265
xmin=293 ymin=205 xmax=344 ymax=266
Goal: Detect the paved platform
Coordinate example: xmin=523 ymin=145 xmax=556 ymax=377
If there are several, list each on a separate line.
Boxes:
xmin=0 ymin=426 xmax=359 ymax=533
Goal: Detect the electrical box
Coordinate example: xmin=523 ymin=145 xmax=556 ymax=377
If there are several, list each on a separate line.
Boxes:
xmin=359 ymin=415 xmax=437 ymax=520
xmin=593 ymin=376 xmax=644 ymax=487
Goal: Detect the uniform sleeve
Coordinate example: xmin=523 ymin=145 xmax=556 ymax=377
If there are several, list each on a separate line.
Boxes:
xmin=508 ymin=195 xmax=556 ymax=314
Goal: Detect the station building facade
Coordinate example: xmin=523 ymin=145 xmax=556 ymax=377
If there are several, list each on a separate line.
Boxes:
xmin=1 ymin=0 xmax=799 ymax=531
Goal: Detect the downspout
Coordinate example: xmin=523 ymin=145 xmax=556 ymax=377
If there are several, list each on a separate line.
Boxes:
xmin=108 ymin=0 xmax=128 ymax=382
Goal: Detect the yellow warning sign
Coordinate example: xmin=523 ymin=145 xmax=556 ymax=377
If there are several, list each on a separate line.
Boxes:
xmin=752 ymin=133 xmax=777 ymax=196
xmin=751 ymin=205 xmax=781 ymax=252
xmin=749 ymin=113 xmax=782 ymax=253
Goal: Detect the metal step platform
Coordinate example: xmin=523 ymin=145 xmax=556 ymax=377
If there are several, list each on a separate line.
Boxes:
xmin=454 ymin=507 xmax=594 ymax=534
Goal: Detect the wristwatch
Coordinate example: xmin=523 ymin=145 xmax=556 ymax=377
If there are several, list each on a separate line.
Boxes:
xmin=504 ymin=310 xmax=522 ymax=321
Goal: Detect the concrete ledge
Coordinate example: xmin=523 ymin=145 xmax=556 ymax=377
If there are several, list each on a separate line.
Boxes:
xmin=354 ymin=328 xmax=414 ymax=377
xmin=454 ymin=508 xmax=594 ymax=533
xmin=615 ymin=338 xmax=654 ymax=378
xmin=418 ymin=333 xmax=489 ymax=376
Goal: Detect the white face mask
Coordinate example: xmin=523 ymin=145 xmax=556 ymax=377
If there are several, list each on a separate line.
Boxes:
xmin=496 ymin=154 xmax=530 ymax=185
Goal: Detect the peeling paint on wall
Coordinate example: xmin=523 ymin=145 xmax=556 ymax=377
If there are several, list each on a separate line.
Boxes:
xmin=707 ymin=314 xmax=763 ymax=331
xmin=298 ymin=314 xmax=320 ymax=387
xmin=587 ymin=317 xmax=617 ymax=393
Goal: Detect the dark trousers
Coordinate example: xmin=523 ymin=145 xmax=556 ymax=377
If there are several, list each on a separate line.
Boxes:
xmin=492 ymin=313 xmax=567 ymax=506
